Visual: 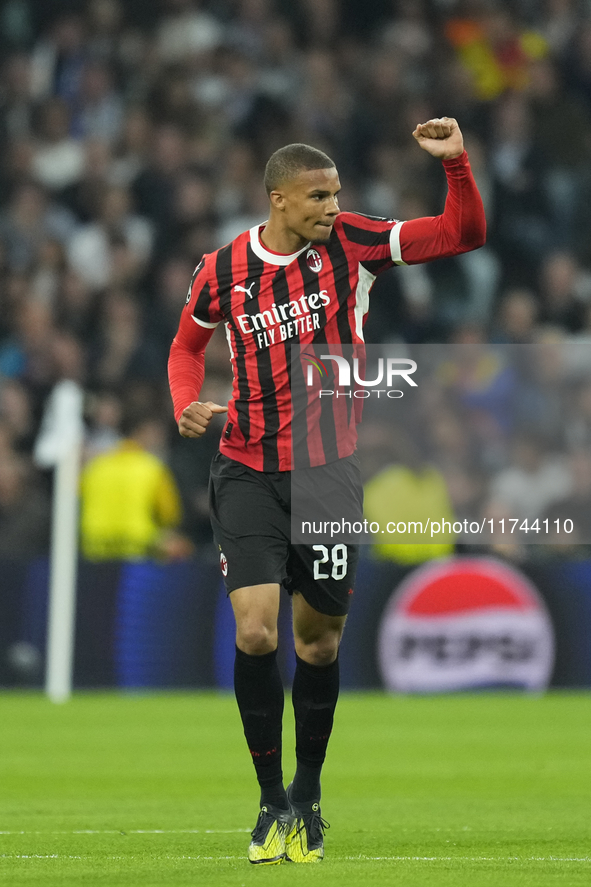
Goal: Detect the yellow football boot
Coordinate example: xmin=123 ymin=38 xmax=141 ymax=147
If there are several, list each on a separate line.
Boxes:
xmin=248 ymin=804 xmax=294 ymax=864
xmin=285 ymin=785 xmax=329 ymax=863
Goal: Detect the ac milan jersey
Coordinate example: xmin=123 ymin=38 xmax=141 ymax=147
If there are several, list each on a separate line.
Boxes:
xmin=169 ymin=150 xmax=486 ymax=472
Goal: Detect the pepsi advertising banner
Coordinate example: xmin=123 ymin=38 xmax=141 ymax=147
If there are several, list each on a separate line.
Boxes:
xmin=1 ymin=554 xmax=591 ymax=691
xmin=377 ymin=557 xmax=555 ymax=693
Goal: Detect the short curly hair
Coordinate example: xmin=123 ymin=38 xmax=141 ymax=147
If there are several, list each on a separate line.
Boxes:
xmin=264 ymin=143 xmax=336 ymax=195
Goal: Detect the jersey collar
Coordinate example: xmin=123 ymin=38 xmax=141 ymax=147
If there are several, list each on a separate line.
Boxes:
xmin=249 ymin=224 xmax=311 ymax=266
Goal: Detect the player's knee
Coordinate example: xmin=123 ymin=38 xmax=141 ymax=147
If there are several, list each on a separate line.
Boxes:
xmin=236 ymin=623 xmax=278 ymax=656
xmin=296 ymin=633 xmax=340 ymax=666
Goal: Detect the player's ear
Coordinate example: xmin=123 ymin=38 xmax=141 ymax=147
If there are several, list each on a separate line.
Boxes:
xmin=269 ymin=189 xmax=286 ymax=212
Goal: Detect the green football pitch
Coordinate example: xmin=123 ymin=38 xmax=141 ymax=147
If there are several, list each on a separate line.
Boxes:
xmin=1 ymin=692 xmax=590 ymax=886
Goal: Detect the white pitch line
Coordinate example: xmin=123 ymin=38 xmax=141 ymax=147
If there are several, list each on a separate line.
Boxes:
xmin=0 ymin=828 xmax=250 ymax=836
xmin=0 ymin=855 xmax=238 ymax=861
xmin=2 ymin=854 xmax=590 ymax=864
xmin=164 ymin=856 xmax=238 ymax=861
xmin=343 ymin=856 xmax=591 ymax=863
xmin=1 ymin=855 xmax=86 ymax=860
xmin=129 ymin=829 xmax=250 ymax=835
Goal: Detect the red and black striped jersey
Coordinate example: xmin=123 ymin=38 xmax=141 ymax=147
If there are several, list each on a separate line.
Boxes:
xmin=169 ymin=150 xmax=486 ymax=471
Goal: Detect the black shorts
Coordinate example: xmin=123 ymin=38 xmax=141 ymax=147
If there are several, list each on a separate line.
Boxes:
xmin=208 ymin=452 xmax=361 ymax=617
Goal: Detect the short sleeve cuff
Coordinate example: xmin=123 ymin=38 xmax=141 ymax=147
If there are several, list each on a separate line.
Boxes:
xmin=192 ymin=316 xmax=220 ymax=329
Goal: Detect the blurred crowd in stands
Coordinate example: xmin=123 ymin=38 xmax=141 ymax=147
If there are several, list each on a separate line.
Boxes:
xmin=361 ymin=341 xmax=591 ymax=562
xmin=1 ymin=0 xmax=591 ymax=557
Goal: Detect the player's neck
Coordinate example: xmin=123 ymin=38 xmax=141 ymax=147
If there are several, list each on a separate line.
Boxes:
xmin=259 ymin=219 xmax=309 ymax=256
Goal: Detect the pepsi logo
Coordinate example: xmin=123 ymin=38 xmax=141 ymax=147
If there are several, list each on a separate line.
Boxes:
xmin=220 ymin=552 xmax=228 ymax=577
xmin=378 ymin=557 xmax=554 ymax=693
xmin=306 ymin=248 xmax=323 ymax=273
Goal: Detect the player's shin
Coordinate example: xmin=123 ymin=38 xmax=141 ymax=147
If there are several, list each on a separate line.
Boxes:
xmin=233 ymin=646 xmax=288 ymax=809
xmin=291 ymin=653 xmax=340 ymax=802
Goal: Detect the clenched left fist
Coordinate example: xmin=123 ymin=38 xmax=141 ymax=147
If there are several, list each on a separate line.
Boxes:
xmin=412 ymin=117 xmax=464 ymax=160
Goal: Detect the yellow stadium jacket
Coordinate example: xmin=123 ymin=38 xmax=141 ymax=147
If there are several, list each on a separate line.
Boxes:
xmin=364 ymin=463 xmax=455 ymax=565
xmin=80 ymin=440 xmax=182 ymax=561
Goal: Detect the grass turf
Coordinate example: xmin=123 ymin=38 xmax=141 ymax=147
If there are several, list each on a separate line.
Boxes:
xmin=1 ymin=692 xmax=590 ymax=886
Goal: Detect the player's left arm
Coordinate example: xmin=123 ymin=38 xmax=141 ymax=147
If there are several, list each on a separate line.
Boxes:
xmin=393 ymin=117 xmax=486 ymax=265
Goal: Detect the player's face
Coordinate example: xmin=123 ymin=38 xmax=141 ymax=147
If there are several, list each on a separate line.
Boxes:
xmin=274 ymin=168 xmax=341 ymax=245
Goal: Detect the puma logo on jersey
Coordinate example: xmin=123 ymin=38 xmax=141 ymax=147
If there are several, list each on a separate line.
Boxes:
xmin=234 ymin=281 xmax=258 ymax=299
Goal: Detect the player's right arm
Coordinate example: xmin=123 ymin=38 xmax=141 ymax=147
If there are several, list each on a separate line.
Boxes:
xmin=168 ymin=256 xmax=228 ymax=438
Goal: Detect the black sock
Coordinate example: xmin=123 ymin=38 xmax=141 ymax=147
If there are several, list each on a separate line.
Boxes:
xmin=291 ymin=654 xmax=339 ymax=803
xmin=234 ymin=646 xmax=288 ymax=810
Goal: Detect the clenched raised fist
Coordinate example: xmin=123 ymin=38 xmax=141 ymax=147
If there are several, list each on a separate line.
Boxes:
xmin=412 ymin=117 xmax=464 ymax=160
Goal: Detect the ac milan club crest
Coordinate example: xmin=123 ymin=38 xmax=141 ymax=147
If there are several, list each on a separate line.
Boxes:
xmin=220 ymin=552 xmax=228 ymax=576
xmin=306 ymin=248 xmax=323 ymax=273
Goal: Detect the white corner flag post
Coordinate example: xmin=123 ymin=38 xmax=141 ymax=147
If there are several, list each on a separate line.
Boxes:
xmin=34 ymin=380 xmax=84 ymax=704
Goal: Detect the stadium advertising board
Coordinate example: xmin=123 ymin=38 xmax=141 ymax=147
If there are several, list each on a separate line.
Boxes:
xmin=378 ymin=557 xmax=555 ymax=693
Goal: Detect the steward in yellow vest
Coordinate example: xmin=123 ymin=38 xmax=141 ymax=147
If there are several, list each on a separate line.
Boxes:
xmin=80 ymin=417 xmax=184 ymax=561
